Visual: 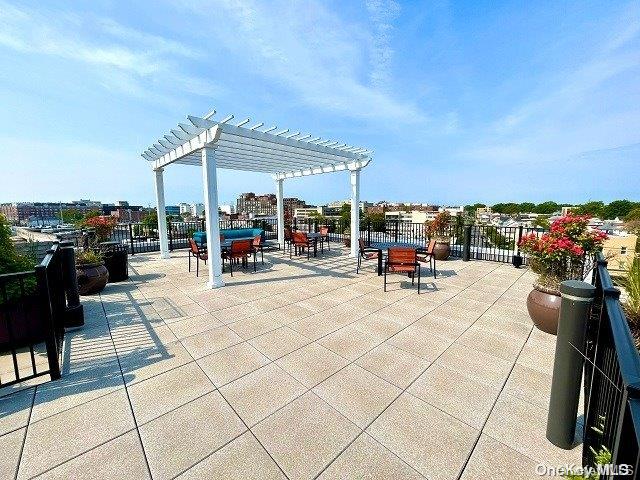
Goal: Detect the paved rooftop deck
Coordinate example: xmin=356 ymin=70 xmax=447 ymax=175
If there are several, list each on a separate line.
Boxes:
xmin=1 ymin=245 xmax=581 ymax=479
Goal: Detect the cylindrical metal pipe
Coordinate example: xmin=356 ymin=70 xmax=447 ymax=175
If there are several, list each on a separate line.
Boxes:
xmin=546 ymin=280 xmax=596 ymax=449
xmin=60 ymin=242 xmax=84 ymax=328
xmin=462 ymin=225 xmax=472 ymax=261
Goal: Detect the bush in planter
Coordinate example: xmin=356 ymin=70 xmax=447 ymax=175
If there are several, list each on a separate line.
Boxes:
xmin=425 ymin=212 xmax=452 ymax=260
xmin=81 ymin=216 xmax=117 ymax=244
xmin=519 ymin=214 xmax=607 ymax=293
xmin=617 ymin=256 xmax=640 ymax=346
xmin=0 ymin=214 xmax=40 ymax=347
xmin=76 ymin=248 xmax=109 ymax=295
xmin=518 ymin=214 xmax=607 ymax=334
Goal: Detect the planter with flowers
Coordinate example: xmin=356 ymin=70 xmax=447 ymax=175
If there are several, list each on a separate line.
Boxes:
xmin=426 ymin=211 xmax=452 ymax=260
xmin=518 ymin=214 xmax=607 ymax=334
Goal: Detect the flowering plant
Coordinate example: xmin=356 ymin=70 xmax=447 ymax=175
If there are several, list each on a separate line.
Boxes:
xmin=82 ymin=216 xmax=117 ymax=243
xmin=426 ymin=211 xmax=451 ymax=241
xmin=519 ymin=214 xmax=607 ymax=292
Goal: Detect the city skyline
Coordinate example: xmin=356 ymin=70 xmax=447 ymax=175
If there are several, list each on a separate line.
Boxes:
xmin=0 ymin=1 xmax=638 ymax=205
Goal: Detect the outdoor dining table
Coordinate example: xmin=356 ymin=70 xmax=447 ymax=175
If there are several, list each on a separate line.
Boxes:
xmin=368 ymin=241 xmax=428 ymax=276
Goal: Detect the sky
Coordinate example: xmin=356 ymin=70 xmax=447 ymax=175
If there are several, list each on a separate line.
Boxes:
xmin=0 ymin=0 xmax=639 ymax=208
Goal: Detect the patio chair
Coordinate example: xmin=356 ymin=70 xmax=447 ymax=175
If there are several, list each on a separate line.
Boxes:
xmin=290 ymin=231 xmax=315 ymax=260
xmin=284 ymin=227 xmax=293 ymax=254
xmin=252 ymin=234 xmax=265 ymax=264
xmin=188 ymin=239 xmax=208 ymax=277
xmin=384 ymin=247 xmax=421 ymax=293
xmin=319 ymin=226 xmax=330 ymax=251
xmin=357 ymin=238 xmax=379 ymax=273
xmin=223 ymin=239 xmax=256 ymax=276
xmin=416 ymin=238 xmax=437 ymax=278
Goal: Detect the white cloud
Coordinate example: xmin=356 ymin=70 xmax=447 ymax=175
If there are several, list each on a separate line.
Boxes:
xmin=0 ymin=1 xmax=220 ymax=102
xmin=365 ymin=0 xmax=401 ymax=90
xmin=173 ymin=0 xmax=423 ymax=123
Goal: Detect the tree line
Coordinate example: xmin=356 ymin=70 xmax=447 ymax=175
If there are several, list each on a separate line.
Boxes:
xmin=465 ymin=200 xmax=640 ymax=220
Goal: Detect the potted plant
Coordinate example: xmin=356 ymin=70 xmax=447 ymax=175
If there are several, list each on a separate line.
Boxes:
xmin=81 ymin=215 xmax=127 ymax=283
xmin=426 ymin=211 xmax=452 ymax=260
xmin=343 ymin=228 xmax=351 ymax=247
xmin=518 ymin=214 xmax=607 ymax=334
xmin=76 ymin=249 xmax=109 ymax=295
xmin=0 ymin=214 xmax=41 ymax=348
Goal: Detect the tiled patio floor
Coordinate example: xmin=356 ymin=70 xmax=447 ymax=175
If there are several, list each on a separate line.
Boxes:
xmin=1 ymin=245 xmax=582 ymax=479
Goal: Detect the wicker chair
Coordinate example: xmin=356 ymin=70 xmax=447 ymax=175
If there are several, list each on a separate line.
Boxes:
xmin=188 ymin=239 xmax=208 ymax=277
xmin=384 ymin=247 xmax=421 ymax=293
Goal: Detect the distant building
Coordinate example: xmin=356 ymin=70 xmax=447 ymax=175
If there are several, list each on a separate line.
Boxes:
xmin=165 ymin=205 xmax=180 ymax=216
xmin=0 ymin=200 xmax=102 ymax=225
xmin=179 ymin=202 xmax=205 ymax=217
xmin=385 ymin=210 xmax=438 ymax=224
xmin=219 ymin=204 xmax=235 ymax=215
xmin=602 ymin=233 xmax=638 ymax=271
xmin=236 ymin=193 xmax=277 ymax=216
xmin=102 ymin=204 xmax=144 ymax=223
xmin=294 ymin=207 xmax=324 ymax=220
xmin=283 ymin=197 xmax=307 ymax=218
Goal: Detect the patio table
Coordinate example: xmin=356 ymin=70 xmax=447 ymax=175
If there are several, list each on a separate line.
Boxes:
xmin=368 ymin=241 xmax=427 ymax=276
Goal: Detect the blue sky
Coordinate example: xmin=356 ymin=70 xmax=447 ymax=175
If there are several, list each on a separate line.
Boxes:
xmin=0 ymin=0 xmax=638 ymax=207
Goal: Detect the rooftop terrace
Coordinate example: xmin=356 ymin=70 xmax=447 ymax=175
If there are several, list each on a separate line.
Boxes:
xmin=1 ymin=246 xmax=581 ymax=479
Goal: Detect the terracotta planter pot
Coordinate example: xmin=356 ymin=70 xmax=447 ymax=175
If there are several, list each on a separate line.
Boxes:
xmin=433 ymin=241 xmax=451 ymax=261
xmin=526 ymin=286 xmax=561 ymax=335
xmin=76 ymin=262 xmax=109 ymax=296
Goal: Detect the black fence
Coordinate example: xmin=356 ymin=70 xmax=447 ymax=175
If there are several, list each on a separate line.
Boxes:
xmin=112 ymin=219 xmax=279 ymax=254
xmin=582 ymin=252 xmax=640 ymax=475
xmin=0 ymin=244 xmax=64 ymax=387
xmin=112 ymin=218 xmax=551 ymax=265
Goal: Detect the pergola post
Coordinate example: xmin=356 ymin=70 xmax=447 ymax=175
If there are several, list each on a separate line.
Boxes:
xmin=275 ymin=178 xmax=285 ymax=248
xmin=202 ymin=146 xmax=224 ymax=289
xmin=153 ymin=168 xmax=170 ymax=259
xmin=350 ymin=168 xmax=361 ymax=257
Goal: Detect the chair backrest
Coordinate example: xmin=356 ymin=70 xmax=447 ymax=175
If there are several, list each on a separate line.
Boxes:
xmin=292 ymin=231 xmax=308 ymax=244
xmin=252 ymin=234 xmax=262 ymax=247
xmin=388 ymin=247 xmax=416 ymax=265
xmin=358 ymin=237 xmax=366 ymax=254
xmin=220 ymin=234 xmax=225 ymax=243
xmin=426 ymin=238 xmax=436 ymax=254
xmin=319 ymin=226 xmax=329 ymax=235
xmin=284 ymin=228 xmax=292 ymax=240
xmin=231 ymin=239 xmax=252 ymax=255
xmin=188 ymin=238 xmax=200 ymax=254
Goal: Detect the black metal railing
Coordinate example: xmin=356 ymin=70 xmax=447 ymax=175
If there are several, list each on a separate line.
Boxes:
xmin=582 ymin=252 xmax=640 ymax=475
xmin=111 ymin=217 xmax=549 ymax=266
xmin=112 ymin=219 xmax=279 ymax=254
xmin=0 ymin=244 xmax=64 ymax=387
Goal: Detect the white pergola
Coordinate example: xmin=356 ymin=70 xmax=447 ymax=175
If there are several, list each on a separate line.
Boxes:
xmin=142 ymin=110 xmax=373 ymax=289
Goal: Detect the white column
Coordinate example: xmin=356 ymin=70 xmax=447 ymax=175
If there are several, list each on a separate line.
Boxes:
xmin=154 ymin=168 xmax=170 ymax=259
xmin=275 ymin=178 xmax=285 ymax=248
xmin=202 ymin=147 xmax=224 ymax=288
xmin=350 ymin=168 xmax=360 ymax=257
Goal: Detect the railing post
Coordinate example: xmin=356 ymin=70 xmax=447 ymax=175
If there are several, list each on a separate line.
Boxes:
xmin=367 ymin=219 xmax=371 ymax=245
xmin=35 ymin=263 xmax=61 ymax=381
xmin=59 ymin=241 xmax=84 ymax=328
xmin=462 ymin=225 xmax=472 ymax=261
xmin=168 ymin=220 xmax=173 ymax=251
xmin=394 ymin=220 xmax=399 ymax=242
xmin=512 ymin=225 xmax=524 ymax=267
xmin=547 ymin=280 xmax=596 ymax=449
xmin=128 ymin=223 xmax=135 ymax=255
